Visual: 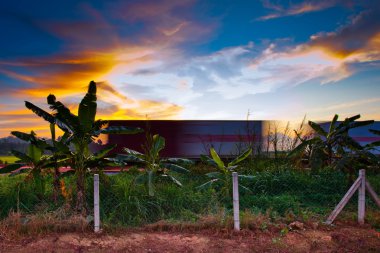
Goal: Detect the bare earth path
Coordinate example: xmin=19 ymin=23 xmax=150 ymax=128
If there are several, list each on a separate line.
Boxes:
xmin=1 ymin=225 xmax=380 ymax=252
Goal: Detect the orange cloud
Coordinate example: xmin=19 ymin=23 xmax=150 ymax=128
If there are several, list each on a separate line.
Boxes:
xmin=0 ymin=0 xmax=215 ymax=137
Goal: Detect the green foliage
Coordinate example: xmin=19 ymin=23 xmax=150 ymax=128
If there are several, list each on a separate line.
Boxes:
xmin=24 ymin=81 xmax=143 ymax=212
xmin=288 ymin=114 xmax=375 ymax=172
xmin=198 ymin=147 xmax=253 ymax=199
xmin=1 ymin=164 xmax=380 ymax=227
xmin=111 ymin=133 xmax=193 ymax=196
xmin=0 ymin=131 xmax=64 ymax=179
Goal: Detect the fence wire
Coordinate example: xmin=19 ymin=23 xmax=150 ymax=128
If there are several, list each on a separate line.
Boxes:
xmin=1 ymin=166 xmax=380 ymax=228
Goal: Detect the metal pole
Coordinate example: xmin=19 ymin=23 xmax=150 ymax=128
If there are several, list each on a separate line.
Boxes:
xmin=232 ymin=172 xmax=240 ymax=231
xmin=94 ymin=174 xmax=100 ymax=232
xmin=358 ymin=169 xmax=365 ymax=225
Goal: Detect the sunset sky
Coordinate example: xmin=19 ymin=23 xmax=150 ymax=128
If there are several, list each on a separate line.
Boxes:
xmin=0 ymin=0 xmax=380 ymax=137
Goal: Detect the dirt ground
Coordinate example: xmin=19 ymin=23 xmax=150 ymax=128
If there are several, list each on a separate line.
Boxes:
xmin=1 ymin=223 xmax=380 ymax=253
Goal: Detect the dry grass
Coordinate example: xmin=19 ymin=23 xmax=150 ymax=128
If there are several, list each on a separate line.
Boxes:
xmin=143 ymin=209 xmax=290 ymax=234
xmin=0 ymin=208 xmax=91 ymax=240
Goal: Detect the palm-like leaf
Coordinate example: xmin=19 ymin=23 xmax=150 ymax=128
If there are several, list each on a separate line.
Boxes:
xmin=25 ymin=101 xmax=73 ymax=133
xmin=160 ymin=163 xmax=189 ymax=173
xmin=327 ymin=114 xmax=339 ymax=138
xmin=200 ymin=154 xmax=217 ymax=167
xmin=27 ymin=144 xmax=43 ymax=164
xmin=308 ymin=121 xmax=327 ymax=136
xmin=210 ymin=147 xmax=225 ymax=170
xmin=287 ymin=138 xmax=317 ymax=158
xmin=92 ymin=144 xmax=117 ymax=160
xmin=115 ymin=154 xmax=145 ymax=163
xmin=11 ymin=150 xmax=33 ymax=164
xmin=123 ymin=147 xmax=144 ymax=156
xmin=349 ymin=120 xmax=374 ymax=129
xmin=78 ymin=81 xmax=97 ymax=131
xmin=11 ymin=131 xmax=34 ymax=142
xmin=47 ymin=95 xmax=79 ymax=129
xmin=151 ymin=134 xmax=165 ymax=157
xmin=96 ymin=126 xmax=143 ymax=135
xmin=161 ymin=158 xmax=194 ymax=166
xmin=228 ymin=148 xmax=252 ymax=167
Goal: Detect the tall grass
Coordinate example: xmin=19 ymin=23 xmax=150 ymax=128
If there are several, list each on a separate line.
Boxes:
xmin=0 ymin=163 xmax=379 ymax=228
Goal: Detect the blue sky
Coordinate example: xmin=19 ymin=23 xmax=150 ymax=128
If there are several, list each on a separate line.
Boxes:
xmin=0 ymin=0 xmax=379 ymax=137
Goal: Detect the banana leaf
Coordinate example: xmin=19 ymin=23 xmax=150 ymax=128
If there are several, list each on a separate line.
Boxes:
xmin=162 ymin=174 xmax=183 ymax=187
xmin=308 ymin=121 xmax=327 ymax=136
xmin=123 ymin=148 xmax=144 ymax=156
xmin=160 ymin=163 xmax=189 ymax=173
xmin=200 ymin=154 xmax=217 ymax=167
xmin=25 ymin=101 xmax=73 ymax=133
xmin=161 ymin=158 xmax=194 ymax=166
xmin=11 ymin=150 xmax=33 ymax=164
xmin=210 ymin=147 xmax=225 ymax=170
xmin=115 ymin=154 xmax=145 ymax=163
xmin=327 ymin=114 xmax=339 ymax=137
xmin=92 ymin=144 xmax=117 ymax=160
xmin=151 ymin=134 xmax=165 ymax=157
xmin=97 ymin=126 xmax=143 ymax=135
xmin=228 ymin=148 xmax=251 ymax=166
xmin=78 ymin=81 xmax=97 ymax=131
xmin=27 ymin=144 xmax=43 ymax=164
xmin=196 ymin=179 xmax=219 ymax=190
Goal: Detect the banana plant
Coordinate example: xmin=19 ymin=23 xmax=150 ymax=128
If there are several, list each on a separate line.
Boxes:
xmin=24 ymin=81 xmax=143 ymax=212
xmin=0 ymin=131 xmax=69 ymax=200
xmin=110 ymin=133 xmax=193 ymax=197
xmin=340 ymin=128 xmax=380 ymax=171
xmin=197 ymin=147 xmax=253 ymax=199
xmin=288 ymin=114 xmax=374 ymax=170
xmin=368 ymin=129 xmax=380 ymax=150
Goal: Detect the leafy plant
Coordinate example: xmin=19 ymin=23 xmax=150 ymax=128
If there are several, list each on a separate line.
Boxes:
xmin=0 ymin=131 xmax=65 ymax=200
xmin=368 ymin=129 xmax=380 ymax=150
xmin=111 ymin=133 xmax=193 ymax=196
xmin=24 ymin=81 xmax=143 ymax=212
xmin=198 ymin=147 xmax=253 ymax=199
xmin=288 ymin=114 xmax=374 ymax=171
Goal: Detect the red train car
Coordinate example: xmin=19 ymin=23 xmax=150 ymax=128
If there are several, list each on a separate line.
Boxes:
xmin=101 ymin=120 xmax=263 ymax=158
xmin=97 ymin=120 xmax=380 ymax=158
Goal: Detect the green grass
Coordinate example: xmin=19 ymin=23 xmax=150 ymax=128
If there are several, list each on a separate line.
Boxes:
xmin=0 ymin=162 xmax=379 ymax=228
xmin=0 ymin=156 xmax=18 ymax=164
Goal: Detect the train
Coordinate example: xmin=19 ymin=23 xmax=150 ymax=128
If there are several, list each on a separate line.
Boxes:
xmin=98 ymin=120 xmax=380 ymax=158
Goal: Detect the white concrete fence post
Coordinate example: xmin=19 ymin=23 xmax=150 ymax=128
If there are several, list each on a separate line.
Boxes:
xmin=325 ymin=169 xmax=380 ymax=225
xmin=358 ymin=169 xmax=366 ymax=225
xmin=232 ymin=172 xmax=240 ymax=231
xmin=94 ymin=174 xmax=100 ymax=233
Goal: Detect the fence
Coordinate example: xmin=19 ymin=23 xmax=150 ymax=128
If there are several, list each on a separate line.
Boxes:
xmin=91 ymin=170 xmax=380 ymax=232
xmin=1 ymin=167 xmax=380 ymax=231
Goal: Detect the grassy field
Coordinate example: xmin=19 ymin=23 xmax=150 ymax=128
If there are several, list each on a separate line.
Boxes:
xmin=0 ymin=156 xmax=17 ymax=164
xmin=1 ymin=161 xmax=379 ymax=228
